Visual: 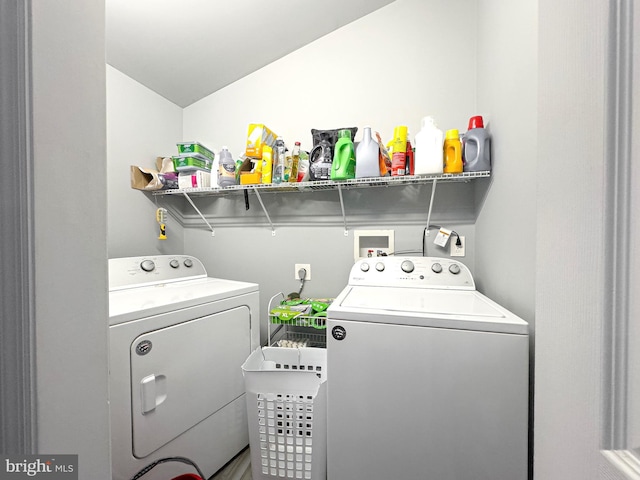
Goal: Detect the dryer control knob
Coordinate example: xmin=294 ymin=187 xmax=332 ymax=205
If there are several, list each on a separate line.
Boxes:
xmin=449 ymin=264 xmax=461 ymax=275
xmin=375 ymin=262 xmax=385 ymax=272
xmin=140 ymin=260 xmax=155 ymax=272
xmin=183 ymin=258 xmax=193 ymax=268
xmin=431 ymin=263 xmax=443 ymax=274
xmin=360 ymin=262 xmax=370 ymax=272
xmin=401 ymin=260 xmax=415 ymax=273
xmin=169 ymin=259 xmax=179 ymax=269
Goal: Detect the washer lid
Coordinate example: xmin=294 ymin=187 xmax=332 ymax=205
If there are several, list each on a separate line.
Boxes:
xmin=328 ymin=286 xmax=528 ymax=335
xmin=109 ymin=277 xmax=258 ymax=325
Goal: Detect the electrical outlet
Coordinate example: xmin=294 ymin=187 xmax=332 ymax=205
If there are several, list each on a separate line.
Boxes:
xmin=450 ymin=236 xmax=465 ymax=257
xmin=294 ymin=264 xmax=311 ymax=280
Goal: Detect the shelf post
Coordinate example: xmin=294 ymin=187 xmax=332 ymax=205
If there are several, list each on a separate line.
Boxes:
xmin=252 ymin=187 xmax=276 ymax=236
xmin=425 ymin=179 xmax=437 ymax=236
xmin=337 ymin=184 xmax=348 ymax=236
xmin=183 ymin=192 xmax=215 ymax=236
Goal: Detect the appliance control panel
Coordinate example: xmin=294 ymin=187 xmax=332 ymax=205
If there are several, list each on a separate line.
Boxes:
xmin=108 ymin=255 xmax=208 ymax=290
xmin=348 ymin=256 xmax=475 ymax=290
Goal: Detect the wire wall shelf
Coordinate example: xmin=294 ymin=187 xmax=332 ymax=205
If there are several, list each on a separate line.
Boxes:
xmin=152 ymin=171 xmax=490 ymax=198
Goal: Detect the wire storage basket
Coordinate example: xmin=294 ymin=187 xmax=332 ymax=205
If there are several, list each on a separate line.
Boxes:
xmin=242 ymin=347 xmax=327 ymax=480
xmin=267 ymin=293 xmax=328 ymax=348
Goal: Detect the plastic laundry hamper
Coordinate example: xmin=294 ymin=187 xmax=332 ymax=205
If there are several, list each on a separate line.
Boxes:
xmin=242 ymin=347 xmax=327 ymax=480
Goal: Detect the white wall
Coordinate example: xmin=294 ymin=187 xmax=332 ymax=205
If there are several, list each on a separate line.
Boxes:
xmin=179 ymin=0 xmax=483 ymax=343
xmin=184 ymin=0 xmax=477 ymax=156
xmin=30 ymin=0 xmax=111 ymax=476
xmin=107 ymin=65 xmax=185 ymax=258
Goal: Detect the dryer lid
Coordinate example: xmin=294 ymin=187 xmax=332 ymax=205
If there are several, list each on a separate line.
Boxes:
xmin=109 ymin=277 xmax=258 ymax=325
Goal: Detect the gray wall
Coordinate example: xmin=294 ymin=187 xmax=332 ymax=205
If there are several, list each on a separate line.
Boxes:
xmin=107 ymin=66 xmax=185 ymax=258
xmin=31 ymin=0 xmax=111 ymax=476
xmin=475 ymin=0 xmax=537 ymax=323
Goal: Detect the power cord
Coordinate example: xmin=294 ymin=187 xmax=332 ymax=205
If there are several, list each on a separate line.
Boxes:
xmin=297 ymin=268 xmax=307 ymax=296
xmin=423 ymin=225 xmax=462 ymax=257
xmin=129 ymin=456 xmax=205 ymax=480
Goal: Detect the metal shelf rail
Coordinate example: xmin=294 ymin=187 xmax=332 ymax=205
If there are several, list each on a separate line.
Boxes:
xmin=153 ymin=171 xmax=490 ymax=236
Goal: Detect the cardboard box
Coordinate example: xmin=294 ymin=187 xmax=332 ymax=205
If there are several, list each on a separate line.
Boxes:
xmin=238 ymin=157 xmax=262 ymax=185
xmin=130 ymin=165 xmax=178 ymax=190
xmin=245 ymin=123 xmax=277 ymax=159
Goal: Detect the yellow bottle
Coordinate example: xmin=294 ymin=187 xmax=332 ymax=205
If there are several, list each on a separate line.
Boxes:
xmin=261 ymin=145 xmax=273 ymax=184
xmin=390 ymin=125 xmax=408 ymax=176
xmin=443 ymin=129 xmax=463 ymax=174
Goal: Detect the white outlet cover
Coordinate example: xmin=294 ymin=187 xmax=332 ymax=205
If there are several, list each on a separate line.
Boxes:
xmin=294 ymin=264 xmax=311 ymax=280
xmin=450 ymin=236 xmax=465 ymax=257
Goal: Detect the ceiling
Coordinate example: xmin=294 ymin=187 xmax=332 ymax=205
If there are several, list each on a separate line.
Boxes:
xmin=106 ymin=0 xmax=396 ymax=108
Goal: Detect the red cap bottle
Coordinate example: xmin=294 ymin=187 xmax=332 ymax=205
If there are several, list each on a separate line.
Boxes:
xmin=467 ymin=115 xmax=484 ymax=130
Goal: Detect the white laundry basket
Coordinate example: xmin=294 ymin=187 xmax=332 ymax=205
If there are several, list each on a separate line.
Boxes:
xmin=242 ymin=347 xmax=327 ymax=480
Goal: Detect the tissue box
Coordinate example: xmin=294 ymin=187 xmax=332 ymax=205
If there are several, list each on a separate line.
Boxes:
xmin=245 ymin=123 xmax=277 ymax=159
xmin=178 ymin=171 xmax=211 ymax=189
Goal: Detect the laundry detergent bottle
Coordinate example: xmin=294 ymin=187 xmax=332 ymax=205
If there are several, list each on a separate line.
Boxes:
xmin=463 ymin=115 xmax=491 ymax=172
xmin=331 ymin=129 xmax=356 ymax=181
xmin=355 ymin=126 xmax=380 ymax=179
xmin=217 ymin=146 xmax=237 ymax=187
xmin=443 ymin=129 xmax=463 ymax=174
xmin=414 ymin=116 xmax=444 ymax=175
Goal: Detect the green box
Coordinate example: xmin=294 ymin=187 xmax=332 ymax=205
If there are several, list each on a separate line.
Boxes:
xmin=172 ymin=153 xmax=213 ymax=172
xmin=177 ymin=141 xmax=216 ymax=162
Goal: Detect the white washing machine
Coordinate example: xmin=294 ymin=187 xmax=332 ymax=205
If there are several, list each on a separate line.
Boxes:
xmin=108 ymin=255 xmax=259 ymax=480
xmin=326 ymin=256 xmax=529 ymax=480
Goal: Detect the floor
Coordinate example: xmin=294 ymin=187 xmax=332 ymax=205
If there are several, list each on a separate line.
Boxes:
xmin=209 ymin=447 xmax=252 ymax=480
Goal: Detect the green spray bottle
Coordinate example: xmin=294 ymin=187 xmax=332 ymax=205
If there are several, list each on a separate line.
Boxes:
xmin=331 ymin=129 xmax=356 ymax=181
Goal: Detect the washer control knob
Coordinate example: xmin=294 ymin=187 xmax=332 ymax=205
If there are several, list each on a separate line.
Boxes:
xmin=401 ymin=260 xmax=415 ymax=273
xmin=169 ymin=259 xmax=179 ymax=269
xmin=360 ymin=262 xmax=370 ymax=272
xmin=431 ymin=263 xmax=443 ymax=274
xmin=375 ymin=262 xmax=385 ymax=272
xmin=183 ymin=258 xmax=193 ymax=268
xmin=449 ymin=264 xmax=461 ymax=275
xmin=140 ymin=260 xmax=155 ymax=272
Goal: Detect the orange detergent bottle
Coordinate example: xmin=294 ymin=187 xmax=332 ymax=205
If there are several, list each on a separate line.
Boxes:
xmin=443 ymin=129 xmax=463 ymax=173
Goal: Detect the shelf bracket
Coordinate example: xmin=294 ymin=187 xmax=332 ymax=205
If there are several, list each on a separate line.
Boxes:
xmin=337 ymin=184 xmax=348 ymax=236
xmin=183 ymin=192 xmax=215 ymax=236
xmin=253 ymin=187 xmax=276 ymax=236
xmin=425 ymin=179 xmax=437 ymax=236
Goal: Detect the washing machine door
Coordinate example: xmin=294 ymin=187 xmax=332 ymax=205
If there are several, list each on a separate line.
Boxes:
xmin=130 ymin=306 xmax=251 ymax=457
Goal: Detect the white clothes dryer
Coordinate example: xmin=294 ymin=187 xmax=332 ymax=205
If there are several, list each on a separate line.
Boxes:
xmin=108 ymin=255 xmax=259 ymax=480
xmin=326 ymin=257 xmax=529 ymax=480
